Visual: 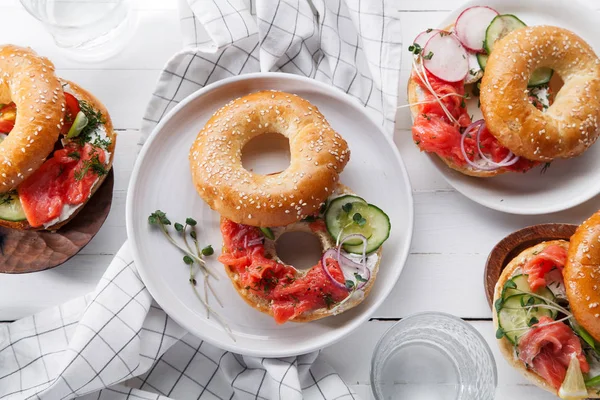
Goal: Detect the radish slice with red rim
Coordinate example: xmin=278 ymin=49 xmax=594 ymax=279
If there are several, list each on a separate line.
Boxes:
xmin=413 ymin=29 xmax=441 ymax=49
xmin=423 ymin=32 xmax=469 ymax=83
xmin=455 ymin=6 xmax=499 ymax=53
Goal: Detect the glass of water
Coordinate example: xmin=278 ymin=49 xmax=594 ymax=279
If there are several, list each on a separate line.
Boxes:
xmin=19 ymin=0 xmax=136 ymax=61
xmin=371 ymin=312 xmax=497 ymax=400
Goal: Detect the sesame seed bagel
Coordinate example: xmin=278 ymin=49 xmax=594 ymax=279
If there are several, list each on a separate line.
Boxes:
xmin=0 ymin=45 xmax=65 ymax=192
xmin=189 ymin=90 xmax=350 ymax=227
xmin=564 ymin=210 xmax=600 ymax=343
xmin=480 ymin=26 xmax=600 ymax=161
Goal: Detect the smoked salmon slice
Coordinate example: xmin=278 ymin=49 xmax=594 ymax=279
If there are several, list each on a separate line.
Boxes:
xmin=19 ymin=143 xmax=106 ymax=227
xmin=523 ymin=245 xmax=568 ymax=292
xmin=518 ymin=316 xmax=589 ymax=390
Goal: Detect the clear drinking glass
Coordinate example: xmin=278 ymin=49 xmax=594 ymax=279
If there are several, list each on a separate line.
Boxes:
xmin=19 ymin=0 xmax=136 ymax=61
xmin=371 ymin=312 xmax=497 ymax=400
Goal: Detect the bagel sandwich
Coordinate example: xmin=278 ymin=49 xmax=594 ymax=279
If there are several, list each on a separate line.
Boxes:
xmin=407 ymin=7 xmax=600 ymax=177
xmin=493 ymin=212 xmax=600 ymax=397
xmin=190 ymin=90 xmax=391 ymax=324
xmin=0 ymin=46 xmax=116 ymax=231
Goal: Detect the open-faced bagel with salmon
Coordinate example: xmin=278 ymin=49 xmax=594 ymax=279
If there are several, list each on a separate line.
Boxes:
xmin=189 ymin=91 xmax=391 ymax=324
xmin=493 ymin=211 xmax=600 ymax=398
xmin=0 ymin=45 xmax=116 ymax=230
xmin=407 ymin=6 xmax=600 ymax=177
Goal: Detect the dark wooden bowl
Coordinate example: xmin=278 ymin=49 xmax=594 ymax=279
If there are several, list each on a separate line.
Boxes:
xmin=0 ymin=170 xmax=114 ymax=274
xmin=484 ymin=223 xmax=578 ymax=308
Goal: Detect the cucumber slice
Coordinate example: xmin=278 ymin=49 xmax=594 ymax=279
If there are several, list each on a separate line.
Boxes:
xmin=325 ymin=195 xmax=369 ymax=246
xmin=482 ymin=15 xmax=552 ymax=87
xmin=67 ymin=110 xmax=89 ymax=138
xmin=477 ymin=53 xmax=488 ymax=70
xmin=342 ymin=204 xmax=391 ymax=254
xmin=502 ymin=274 xmax=555 ymax=303
xmin=484 ymin=14 xmax=526 ymax=54
xmin=260 ymin=227 xmax=274 ymax=240
xmin=0 ymin=192 xmax=26 ymax=222
xmin=498 ymin=294 xmax=555 ymax=344
xmin=528 ymin=67 xmax=553 ymax=87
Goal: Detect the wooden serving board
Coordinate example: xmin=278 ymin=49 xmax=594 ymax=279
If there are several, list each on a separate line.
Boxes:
xmin=0 ymin=170 xmax=114 ymax=274
xmin=484 ymin=223 xmax=578 ymax=308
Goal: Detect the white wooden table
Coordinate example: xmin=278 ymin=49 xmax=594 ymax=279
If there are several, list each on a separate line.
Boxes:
xmin=1 ymin=0 xmax=599 ymax=398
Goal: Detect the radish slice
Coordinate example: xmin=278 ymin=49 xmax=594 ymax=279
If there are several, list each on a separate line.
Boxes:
xmin=455 ymin=6 xmax=499 ymax=53
xmin=413 ymin=29 xmax=441 ymax=48
xmin=423 ymin=32 xmax=469 ymax=83
xmin=464 ymin=52 xmax=483 ymax=84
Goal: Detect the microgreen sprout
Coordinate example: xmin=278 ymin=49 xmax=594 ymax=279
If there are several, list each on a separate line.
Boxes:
xmin=148 ymin=210 xmax=234 ymax=341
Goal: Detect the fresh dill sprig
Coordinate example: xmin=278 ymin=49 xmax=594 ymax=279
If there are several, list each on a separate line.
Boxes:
xmin=72 ymin=100 xmax=106 ymax=146
xmin=74 ymin=154 xmax=107 ymax=181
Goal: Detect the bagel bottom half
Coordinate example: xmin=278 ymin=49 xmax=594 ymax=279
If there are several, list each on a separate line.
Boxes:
xmin=492 ymin=240 xmax=600 ymax=398
xmin=220 ymin=184 xmax=382 ymax=323
xmin=0 ymin=80 xmax=116 ymax=231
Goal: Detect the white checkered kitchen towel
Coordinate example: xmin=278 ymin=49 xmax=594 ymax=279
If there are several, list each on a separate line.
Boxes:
xmin=0 ymin=0 xmax=402 ymax=399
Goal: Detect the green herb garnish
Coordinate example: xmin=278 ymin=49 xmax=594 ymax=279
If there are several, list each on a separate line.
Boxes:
xmin=408 ymin=43 xmax=422 ymax=55
xmin=148 ymin=210 xmax=233 ymax=339
xmin=72 ymin=100 xmax=106 ymax=146
xmin=423 ymin=51 xmax=434 ymax=60
xmin=323 ymin=293 xmax=336 ymax=309
xmin=73 ymin=154 xmax=107 ymax=181
xmin=342 ymin=202 xmax=353 ymax=213
xmin=201 ymin=245 xmax=214 ymax=256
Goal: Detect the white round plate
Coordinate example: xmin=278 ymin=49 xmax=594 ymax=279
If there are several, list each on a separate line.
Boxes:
xmin=126 ymin=73 xmax=413 ymax=357
xmin=425 ymin=0 xmax=600 ymax=215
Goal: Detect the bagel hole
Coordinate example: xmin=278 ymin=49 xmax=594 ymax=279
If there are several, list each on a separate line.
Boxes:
xmin=276 ymin=231 xmax=322 ymax=270
xmin=241 ymin=132 xmax=291 ymax=175
xmin=528 ymin=73 xmax=564 ymax=110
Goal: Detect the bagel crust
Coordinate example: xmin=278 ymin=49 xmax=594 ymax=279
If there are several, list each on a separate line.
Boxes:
xmin=189 ymin=91 xmax=350 ymax=227
xmin=0 ymin=45 xmax=65 ymax=192
xmin=481 ymin=26 xmax=600 ymax=161
xmin=564 ymin=210 xmax=600 ymax=343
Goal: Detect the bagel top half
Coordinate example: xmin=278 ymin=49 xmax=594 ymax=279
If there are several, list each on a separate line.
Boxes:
xmin=0 ymin=45 xmax=65 ymax=192
xmin=189 ymin=90 xmax=350 ymax=228
xmin=480 ymin=26 xmax=600 ymax=161
xmin=564 ymin=210 xmax=600 ymax=342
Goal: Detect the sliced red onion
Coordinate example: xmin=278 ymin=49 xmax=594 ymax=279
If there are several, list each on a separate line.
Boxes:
xmin=475 ymin=122 xmax=520 ymax=167
xmin=247 ymin=237 xmax=264 ymax=247
xmin=460 ymin=120 xmax=520 ymax=171
xmin=321 ymin=241 xmax=371 ymax=291
xmin=339 ymin=234 xmax=367 ymax=263
xmin=321 ymin=249 xmax=349 ymax=290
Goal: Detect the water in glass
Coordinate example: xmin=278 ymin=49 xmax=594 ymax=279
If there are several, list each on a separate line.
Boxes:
xmin=20 ymin=0 xmax=135 ymax=60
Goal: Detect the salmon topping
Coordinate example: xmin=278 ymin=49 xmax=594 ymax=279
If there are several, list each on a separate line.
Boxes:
xmin=218 ymin=218 xmax=349 ymax=324
xmin=411 ymin=70 xmax=536 ymax=172
xmin=18 ymin=143 xmax=107 ymax=227
xmin=518 ymin=316 xmax=589 ymax=390
xmin=523 ymin=245 xmax=568 ymax=292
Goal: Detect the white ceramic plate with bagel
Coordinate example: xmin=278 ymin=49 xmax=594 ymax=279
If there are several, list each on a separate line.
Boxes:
xmin=422 ymin=0 xmax=600 ymax=215
xmin=126 ymin=73 xmax=413 ymax=357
